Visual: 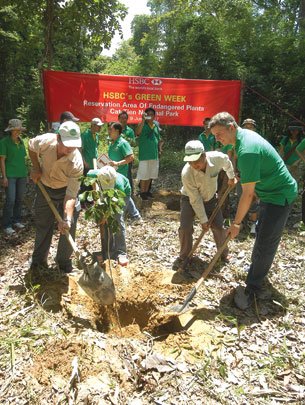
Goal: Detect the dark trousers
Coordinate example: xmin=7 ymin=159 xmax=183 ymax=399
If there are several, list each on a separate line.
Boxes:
xmin=32 ymin=185 xmax=79 ymax=268
xmin=246 ymin=201 xmax=292 ymax=291
xmin=179 ymin=195 xmax=228 ymax=259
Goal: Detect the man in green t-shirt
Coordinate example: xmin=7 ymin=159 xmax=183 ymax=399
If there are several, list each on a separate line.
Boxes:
xmin=198 ymin=117 xmax=216 ymax=151
xmin=210 ymin=112 xmax=298 ymax=310
xmin=135 ymin=108 xmax=163 ymax=200
xmin=81 ymin=117 xmax=103 ymax=172
xmin=0 ymin=118 xmax=28 ymax=235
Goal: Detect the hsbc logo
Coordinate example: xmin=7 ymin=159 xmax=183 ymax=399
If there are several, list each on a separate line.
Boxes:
xmin=128 ymin=77 xmax=163 ymax=86
xmin=151 ymin=79 xmax=162 ymax=86
xmin=129 ymin=77 xmax=148 ymax=85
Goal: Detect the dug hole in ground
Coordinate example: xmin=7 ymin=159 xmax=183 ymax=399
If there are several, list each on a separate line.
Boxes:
xmin=0 ymin=176 xmax=304 ymax=404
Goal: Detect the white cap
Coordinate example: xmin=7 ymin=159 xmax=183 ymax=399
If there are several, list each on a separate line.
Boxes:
xmin=91 ymin=117 xmax=103 ymax=126
xmin=184 ymin=140 xmax=205 ymax=162
xmin=59 ymin=121 xmax=81 ymax=148
xmin=98 ymin=166 xmax=117 ymax=189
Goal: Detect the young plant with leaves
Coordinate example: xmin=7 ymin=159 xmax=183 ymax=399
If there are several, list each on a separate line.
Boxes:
xmin=79 ymin=175 xmax=126 ymax=234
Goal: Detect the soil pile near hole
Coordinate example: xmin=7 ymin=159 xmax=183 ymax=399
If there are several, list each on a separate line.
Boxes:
xmin=31 ymin=341 xmax=88 ymax=385
xmin=65 ymin=262 xmax=188 ymax=337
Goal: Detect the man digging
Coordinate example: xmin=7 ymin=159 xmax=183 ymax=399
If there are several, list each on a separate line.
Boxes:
xmin=178 ymin=140 xmax=237 ymax=274
xmin=209 ymin=112 xmax=297 ymax=310
xmin=28 ymin=121 xmax=83 ymax=275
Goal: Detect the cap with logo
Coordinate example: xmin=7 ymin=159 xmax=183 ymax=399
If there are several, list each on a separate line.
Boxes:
xmin=59 ymin=121 xmax=81 ymax=148
xmin=60 ymin=111 xmax=79 ymax=123
xmin=97 ymin=166 xmax=117 ymax=190
xmin=5 ymin=118 xmax=26 ymax=132
xmin=91 ymin=117 xmax=103 ymax=126
xmin=184 ymin=140 xmax=205 ymax=162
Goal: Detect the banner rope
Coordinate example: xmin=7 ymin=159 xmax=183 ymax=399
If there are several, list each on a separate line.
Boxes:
xmin=245 ymin=85 xmax=305 ymax=126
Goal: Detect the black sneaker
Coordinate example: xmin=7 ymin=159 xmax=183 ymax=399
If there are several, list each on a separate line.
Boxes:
xmin=234 ymin=285 xmax=255 ymax=310
xmin=146 ymin=191 xmax=154 ymax=199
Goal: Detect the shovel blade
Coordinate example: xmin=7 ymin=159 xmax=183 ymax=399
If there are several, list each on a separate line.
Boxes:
xmin=78 ymin=262 xmax=115 ymax=305
xmin=168 ymin=301 xmax=191 ymax=314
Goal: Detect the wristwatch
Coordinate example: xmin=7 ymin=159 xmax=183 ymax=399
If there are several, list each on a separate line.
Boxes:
xmin=64 ymin=217 xmax=73 ymax=227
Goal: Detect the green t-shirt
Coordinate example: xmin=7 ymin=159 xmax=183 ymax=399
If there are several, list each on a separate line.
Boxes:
xmin=279 ymin=136 xmax=300 ymax=166
xmin=115 ymin=173 xmax=131 ymax=196
xmin=219 ymin=143 xmax=233 ymax=154
xmin=108 ymin=135 xmax=132 ymax=178
xmin=138 ymin=123 xmax=161 ymax=161
xmin=198 ymin=132 xmax=216 ymax=151
xmin=81 ymin=128 xmax=99 ymax=169
xmin=122 ymin=125 xmax=136 ymax=145
xmin=296 ymin=138 xmax=305 ymax=153
xmin=0 ymin=135 xmax=27 ymax=177
xmin=235 ymin=128 xmax=297 ymax=205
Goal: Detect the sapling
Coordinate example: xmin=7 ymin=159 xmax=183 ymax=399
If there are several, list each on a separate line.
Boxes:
xmin=79 ymin=174 xmax=126 ymax=233
xmin=79 ymin=172 xmax=126 ymax=331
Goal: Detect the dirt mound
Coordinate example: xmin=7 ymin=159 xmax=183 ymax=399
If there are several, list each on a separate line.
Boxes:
xmin=64 ymin=262 xmax=189 ymax=337
xmin=31 ymin=341 xmax=88 ymax=385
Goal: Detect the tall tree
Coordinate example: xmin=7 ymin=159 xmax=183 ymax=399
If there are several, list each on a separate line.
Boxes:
xmin=130 ymin=0 xmax=305 ymax=138
xmin=0 ymin=0 xmax=127 ymax=131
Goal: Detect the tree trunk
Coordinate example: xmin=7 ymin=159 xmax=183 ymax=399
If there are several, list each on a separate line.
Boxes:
xmin=300 ymin=0 xmax=305 ymax=32
xmin=38 ymin=0 xmax=54 ymax=85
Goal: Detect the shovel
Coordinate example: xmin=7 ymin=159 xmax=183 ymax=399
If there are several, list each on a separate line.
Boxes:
xmin=37 ymin=181 xmax=115 ymax=305
xmin=179 ymin=184 xmax=234 ymax=272
xmin=171 ymin=234 xmax=231 ymax=314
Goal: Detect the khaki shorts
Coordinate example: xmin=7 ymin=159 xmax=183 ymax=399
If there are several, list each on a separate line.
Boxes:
xmin=136 ymin=160 xmax=159 ymax=180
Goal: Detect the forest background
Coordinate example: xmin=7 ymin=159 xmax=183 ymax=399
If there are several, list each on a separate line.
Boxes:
xmin=1 ymin=0 xmax=305 ymax=148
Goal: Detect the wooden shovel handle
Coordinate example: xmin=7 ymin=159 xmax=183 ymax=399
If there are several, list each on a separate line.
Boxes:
xmin=37 ymin=181 xmax=80 ymax=257
xmin=177 ymin=234 xmax=231 ymax=313
xmin=197 ymin=234 xmax=231 ymax=286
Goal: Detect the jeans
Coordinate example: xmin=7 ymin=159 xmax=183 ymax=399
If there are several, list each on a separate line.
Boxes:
xmin=2 ymin=177 xmax=27 ymax=229
xmin=101 ymin=212 xmax=126 ymax=259
xmin=125 ymin=195 xmax=141 ymax=220
xmin=246 ymin=201 xmax=293 ymax=291
xmin=101 ymin=195 xmax=136 ymax=259
xmin=32 ymin=185 xmax=80 ymax=268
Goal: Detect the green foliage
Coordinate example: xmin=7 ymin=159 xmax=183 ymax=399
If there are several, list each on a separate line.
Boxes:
xmin=79 ymin=178 xmax=126 ymax=234
xmin=102 ymin=40 xmax=141 ymax=76
xmin=0 ymin=0 xmax=127 ymax=132
xmin=131 ymin=0 xmax=305 ymax=136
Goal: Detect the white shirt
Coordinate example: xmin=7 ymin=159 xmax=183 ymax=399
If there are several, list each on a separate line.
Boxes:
xmin=28 ymin=133 xmax=83 ymax=198
xmin=181 ymin=151 xmax=235 ymax=223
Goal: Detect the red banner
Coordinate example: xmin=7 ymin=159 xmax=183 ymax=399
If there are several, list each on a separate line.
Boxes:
xmin=43 ymin=70 xmax=241 ymax=126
